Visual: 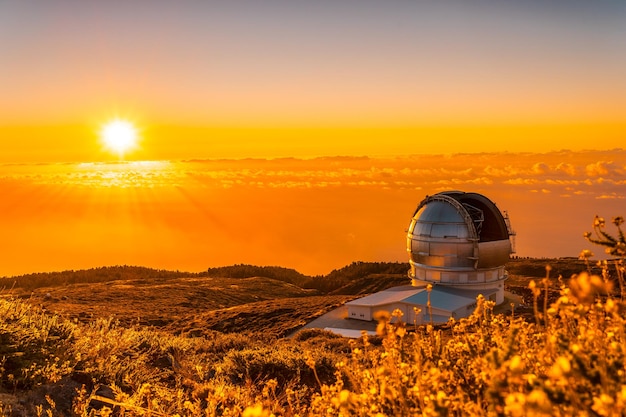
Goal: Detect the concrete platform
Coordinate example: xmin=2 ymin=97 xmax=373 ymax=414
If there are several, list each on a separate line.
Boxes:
xmin=295 ymin=305 xmax=378 ymax=336
xmin=293 ymin=290 xmax=524 ymax=338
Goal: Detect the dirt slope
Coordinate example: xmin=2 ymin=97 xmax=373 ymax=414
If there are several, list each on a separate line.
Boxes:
xmin=17 ymin=276 xmax=318 ymax=327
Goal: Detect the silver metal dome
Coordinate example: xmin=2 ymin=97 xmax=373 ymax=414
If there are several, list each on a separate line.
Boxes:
xmin=407 ymin=191 xmax=514 ymax=298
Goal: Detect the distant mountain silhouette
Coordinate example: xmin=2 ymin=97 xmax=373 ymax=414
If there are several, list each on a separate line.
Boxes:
xmin=0 ymin=258 xmax=600 ymax=293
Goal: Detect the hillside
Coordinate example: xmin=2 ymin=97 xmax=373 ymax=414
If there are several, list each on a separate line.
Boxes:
xmin=1 ymin=257 xmax=611 ymax=333
xmin=17 ymin=276 xmax=318 ymax=328
xmin=2 ymin=263 xmax=413 ymax=339
xmin=2 ymin=257 xmax=590 ymax=295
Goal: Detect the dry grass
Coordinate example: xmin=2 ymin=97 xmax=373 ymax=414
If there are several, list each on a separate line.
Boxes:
xmin=9 ymin=276 xmax=318 ymax=328
xmin=166 ymin=295 xmax=354 ymax=338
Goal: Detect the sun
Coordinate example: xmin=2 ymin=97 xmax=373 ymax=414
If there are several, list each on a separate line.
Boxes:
xmin=100 ymin=119 xmax=139 ymax=158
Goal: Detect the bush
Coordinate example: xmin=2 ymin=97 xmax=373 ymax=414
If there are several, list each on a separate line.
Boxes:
xmin=219 ymin=344 xmax=338 ymax=389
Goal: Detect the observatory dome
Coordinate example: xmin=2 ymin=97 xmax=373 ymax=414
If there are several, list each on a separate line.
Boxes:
xmin=406 ymin=191 xmax=514 ymax=303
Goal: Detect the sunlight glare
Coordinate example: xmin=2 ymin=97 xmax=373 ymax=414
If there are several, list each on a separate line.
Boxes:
xmin=100 ymin=119 xmax=138 ymax=158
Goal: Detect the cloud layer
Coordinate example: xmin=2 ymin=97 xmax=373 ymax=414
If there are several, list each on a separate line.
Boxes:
xmin=0 ymin=149 xmax=624 ymax=276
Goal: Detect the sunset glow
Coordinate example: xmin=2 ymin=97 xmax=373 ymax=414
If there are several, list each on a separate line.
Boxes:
xmin=0 ymin=150 xmax=624 ymax=277
xmin=0 ymin=1 xmax=625 ymax=277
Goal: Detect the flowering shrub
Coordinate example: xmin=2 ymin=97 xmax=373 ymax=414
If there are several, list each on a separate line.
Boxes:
xmin=307 ymin=271 xmax=625 ymax=417
xmin=584 ymin=215 xmax=626 ymax=258
xmin=583 ymin=215 xmax=626 ymax=300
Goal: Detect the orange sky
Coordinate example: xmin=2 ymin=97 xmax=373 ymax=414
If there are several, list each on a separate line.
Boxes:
xmin=1 ymin=2 xmax=625 ymax=276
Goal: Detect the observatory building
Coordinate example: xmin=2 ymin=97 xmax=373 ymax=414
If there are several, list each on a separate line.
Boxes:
xmin=346 ymin=191 xmax=514 ymax=325
xmin=407 ymin=191 xmax=514 ymax=304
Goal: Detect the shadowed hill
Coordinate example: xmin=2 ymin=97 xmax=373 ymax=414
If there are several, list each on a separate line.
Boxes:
xmin=303 ymin=261 xmax=410 ymax=293
xmin=0 ymin=258 xmax=597 ymax=297
xmin=0 ymin=265 xmax=191 ymax=291
xmin=0 ymin=262 xmax=411 ymax=294
xmin=204 ymin=264 xmax=311 ymax=286
xmin=203 ymin=262 xmax=411 ymax=293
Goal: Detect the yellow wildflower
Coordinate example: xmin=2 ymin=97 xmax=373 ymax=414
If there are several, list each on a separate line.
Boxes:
xmin=592 ymin=394 xmax=614 ymax=417
xmin=509 ymin=355 xmax=523 ymax=373
xmin=243 ymin=404 xmax=271 ymax=417
xmin=505 ymin=392 xmax=526 ymax=417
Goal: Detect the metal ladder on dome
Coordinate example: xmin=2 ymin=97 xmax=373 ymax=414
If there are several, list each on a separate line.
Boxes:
xmin=503 ymin=210 xmax=516 ymax=253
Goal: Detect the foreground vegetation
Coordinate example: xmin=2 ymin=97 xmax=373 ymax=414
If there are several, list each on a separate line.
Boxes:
xmin=0 ymin=216 xmax=624 ymax=416
xmin=0 ymin=261 xmax=624 ymax=416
